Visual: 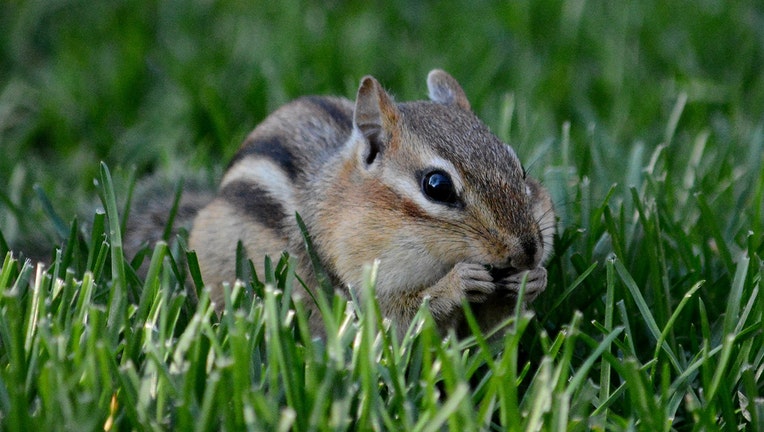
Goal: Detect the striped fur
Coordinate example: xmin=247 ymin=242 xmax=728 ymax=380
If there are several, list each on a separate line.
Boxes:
xmin=188 ymin=70 xmax=555 ymax=337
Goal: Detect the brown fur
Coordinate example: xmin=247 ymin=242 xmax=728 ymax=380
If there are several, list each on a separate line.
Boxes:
xmin=188 ymin=70 xmax=555 ymax=337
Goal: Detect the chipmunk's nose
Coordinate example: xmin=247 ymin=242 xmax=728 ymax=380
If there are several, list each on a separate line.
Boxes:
xmin=509 ymin=235 xmax=541 ymax=270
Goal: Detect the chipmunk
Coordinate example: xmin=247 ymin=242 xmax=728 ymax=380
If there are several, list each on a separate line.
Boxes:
xmin=188 ymin=69 xmax=555 ymax=336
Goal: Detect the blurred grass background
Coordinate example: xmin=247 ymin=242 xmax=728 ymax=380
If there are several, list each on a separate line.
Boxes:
xmin=1 ymin=0 xmax=762 ymax=270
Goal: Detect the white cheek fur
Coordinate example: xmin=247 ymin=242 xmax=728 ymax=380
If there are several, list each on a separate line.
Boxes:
xmin=383 ymin=154 xmax=465 ymax=216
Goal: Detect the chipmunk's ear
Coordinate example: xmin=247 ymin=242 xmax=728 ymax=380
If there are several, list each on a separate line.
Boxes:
xmin=427 ymin=69 xmax=471 ymax=111
xmin=353 ymin=75 xmax=399 ymax=165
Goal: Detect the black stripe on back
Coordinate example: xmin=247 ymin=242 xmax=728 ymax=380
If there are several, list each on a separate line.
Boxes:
xmin=304 ymin=96 xmax=353 ymax=130
xmin=220 ymin=181 xmax=287 ymax=233
xmin=227 ymin=135 xmax=299 ymax=180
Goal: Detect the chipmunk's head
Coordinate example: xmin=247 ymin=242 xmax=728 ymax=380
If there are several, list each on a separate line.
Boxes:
xmin=335 ymin=70 xmax=554 ymax=292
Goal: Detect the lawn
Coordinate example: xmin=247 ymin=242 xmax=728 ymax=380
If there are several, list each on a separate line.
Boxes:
xmin=1 ymin=0 xmax=763 ymax=430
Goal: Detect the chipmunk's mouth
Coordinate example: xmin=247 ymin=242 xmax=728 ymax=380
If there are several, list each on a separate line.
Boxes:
xmin=484 ymin=264 xmax=517 ymax=282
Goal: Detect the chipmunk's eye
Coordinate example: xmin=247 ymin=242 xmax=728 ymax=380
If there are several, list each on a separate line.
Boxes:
xmin=422 ymin=170 xmax=458 ymax=205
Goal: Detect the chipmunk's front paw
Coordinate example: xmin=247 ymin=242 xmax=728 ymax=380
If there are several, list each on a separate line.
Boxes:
xmin=424 ymin=262 xmax=495 ymax=319
xmin=451 ymin=262 xmax=496 ymax=303
xmin=497 ymin=267 xmax=547 ymax=302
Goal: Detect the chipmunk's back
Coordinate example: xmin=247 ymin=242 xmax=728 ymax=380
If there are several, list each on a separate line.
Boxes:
xmin=225 ymin=96 xmax=354 ymax=185
xmin=189 ymin=96 xmax=354 ymax=295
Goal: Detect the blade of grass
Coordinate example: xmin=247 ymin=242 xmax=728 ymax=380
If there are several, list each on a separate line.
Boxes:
xmin=705 ymin=334 xmax=736 ymax=404
xmin=119 ymin=167 xmax=137 ymax=237
xmin=417 ymin=383 xmax=469 ymax=432
xmin=649 ymin=280 xmax=704 ymax=379
xmin=33 ymin=184 xmax=68 ymax=240
xmin=295 ymin=212 xmax=333 ymax=298
xmin=86 ymin=210 xmax=106 ymax=271
xmin=695 ymin=192 xmax=735 ymax=274
xmin=163 ymin=179 xmax=185 ymax=242
xmin=544 ymin=261 xmax=597 ymax=320
xmin=98 ymin=162 xmax=128 ymax=345
xmin=179 ymin=235 xmax=204 ymax=301
xmin=722 ymin=255 xmax=749 ymax=336
xmin=565 ymin=327 xmax=623 ymax=399
xmin=597 ymin=257 xmax=616 ymax=420
xmin=23 ymin=263 xmax=46 ymax=354
xmin=614 ymin=258 xmax=682 ymax=372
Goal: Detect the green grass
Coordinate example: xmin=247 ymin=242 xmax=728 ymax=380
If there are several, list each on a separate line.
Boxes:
xmin=1 ymin=0 xmax=763 ymax=430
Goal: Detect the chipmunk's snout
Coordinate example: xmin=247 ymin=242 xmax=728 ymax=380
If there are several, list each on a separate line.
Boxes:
xmin=500 ymin=234 xmax=542 ymax=271
xmin=485 ymin=235 xmax=542 ymax=281
xmin=515 ymin=236 xmax=540 ymax=269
